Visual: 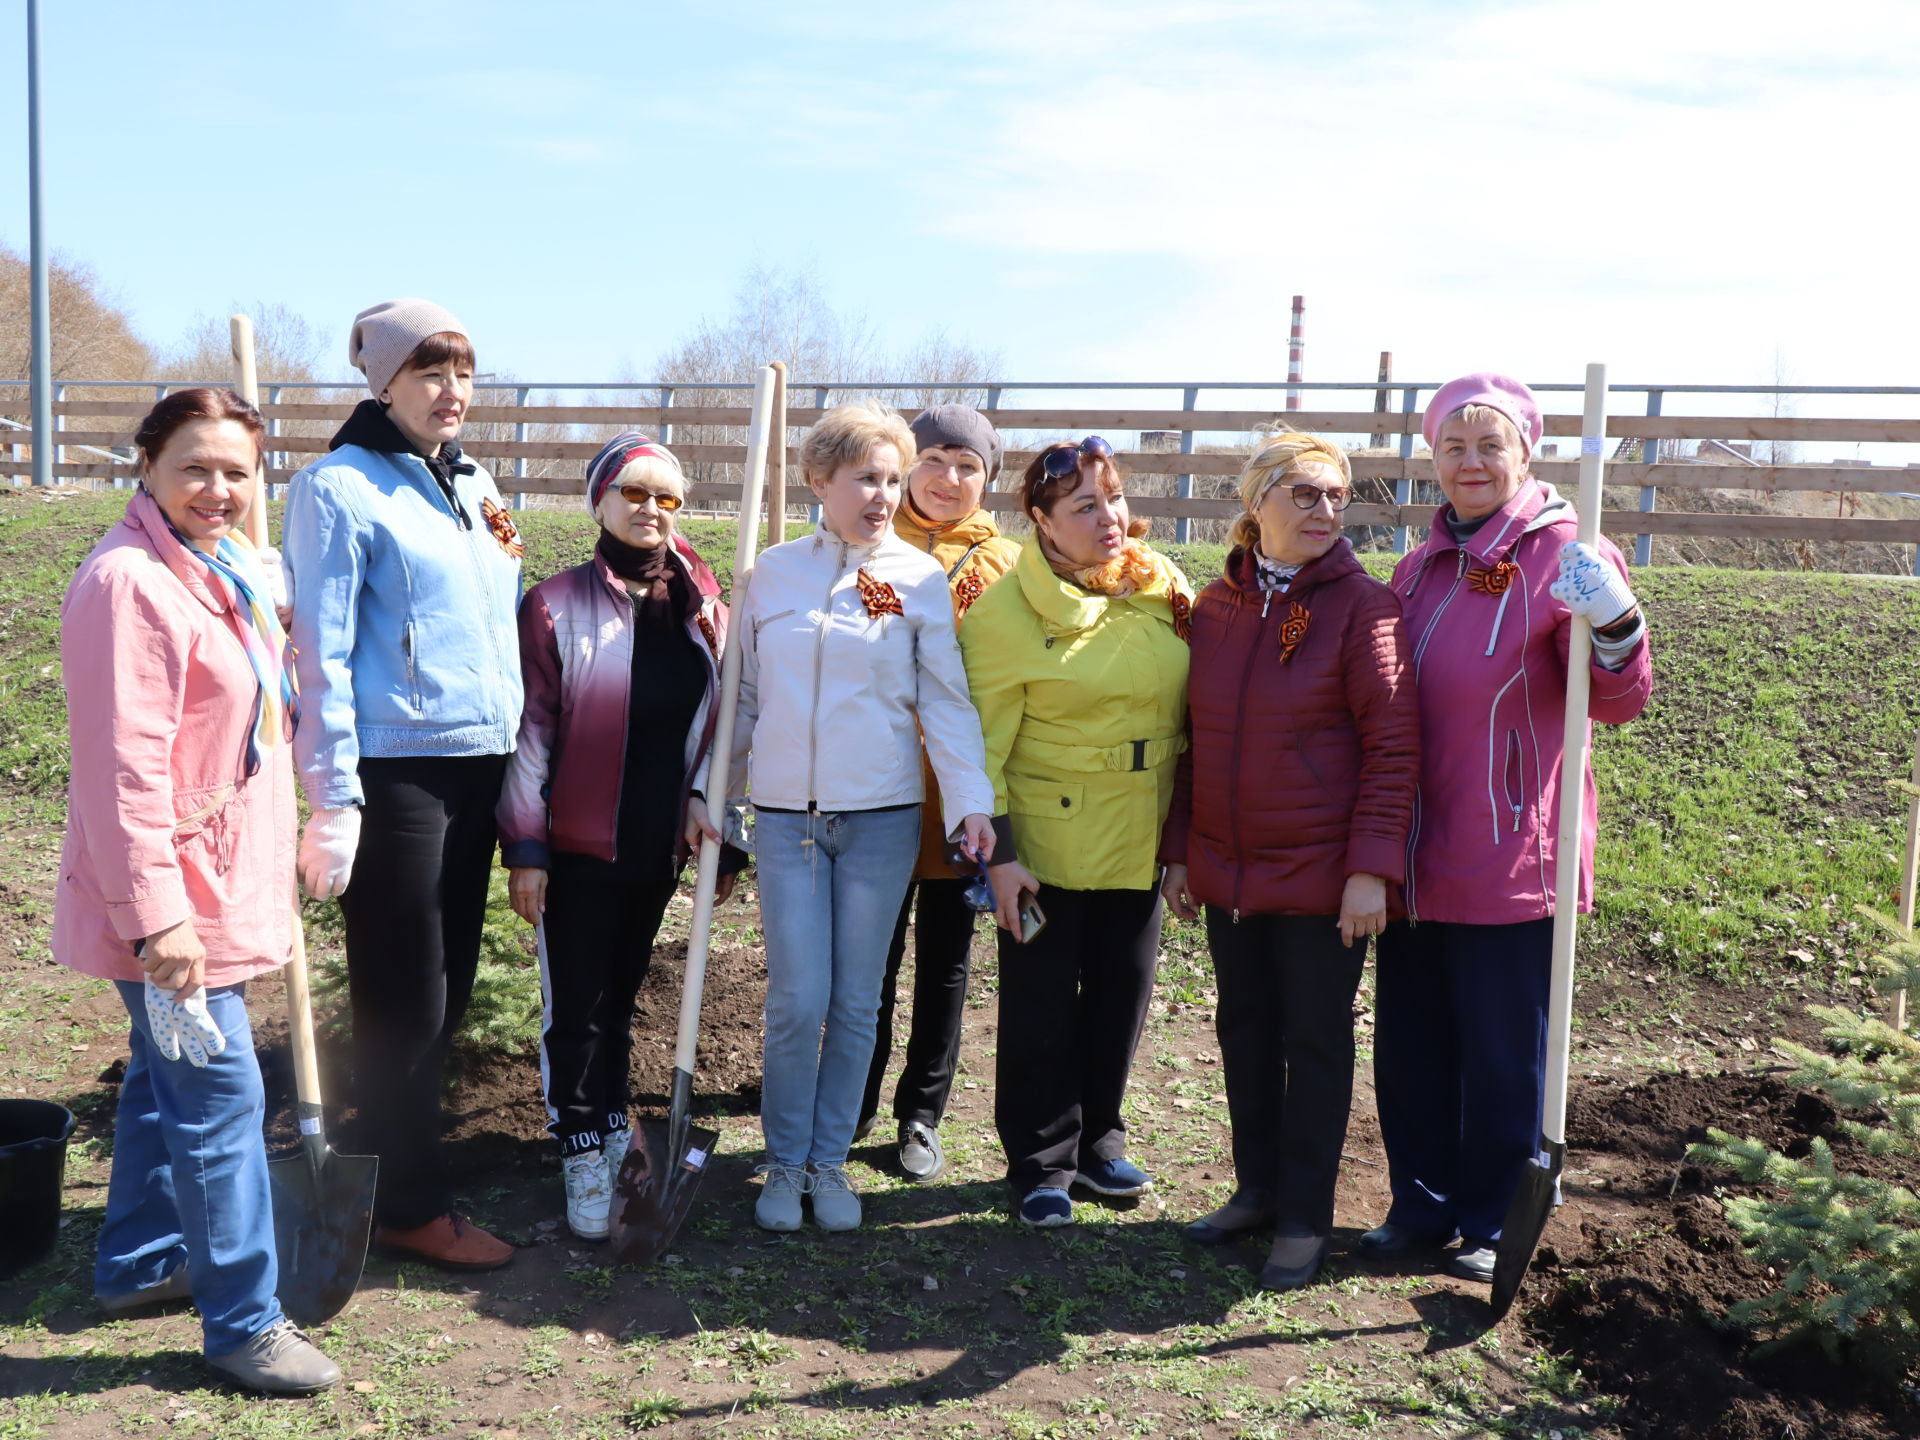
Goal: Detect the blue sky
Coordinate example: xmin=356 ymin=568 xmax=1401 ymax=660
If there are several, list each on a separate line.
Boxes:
xmin=2 ymin=0 xmax=1917 ymax=420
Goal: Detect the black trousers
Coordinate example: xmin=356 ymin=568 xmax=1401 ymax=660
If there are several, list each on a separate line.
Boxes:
xmin=860 ymin=877 xmax=978 ymax=1131
xmin=1205 ymin=907 xmax=1365 ymax=1236
xmin=338 ymin=753 xmax=507 ymax=1230
xmin=538 ymin=849 xmax=679 ymax=1155
xmin=995 ymin=884 xmax=1161 ymax=1193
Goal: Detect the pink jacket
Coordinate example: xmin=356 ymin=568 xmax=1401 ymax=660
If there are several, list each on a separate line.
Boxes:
xmin=1390 ymin=479 xmax=1652 ymax=926
xmin=53 ymin=492 xmax=297 ymax=985
xmin=497 ymin=537 xmax=728 ymax=871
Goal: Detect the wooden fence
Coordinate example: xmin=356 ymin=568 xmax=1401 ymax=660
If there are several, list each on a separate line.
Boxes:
xmin=8 ymin=392 xmax=1920 ymax=560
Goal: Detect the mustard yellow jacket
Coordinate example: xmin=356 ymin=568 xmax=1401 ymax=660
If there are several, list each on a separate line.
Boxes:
xmin=959 ymin=538 xmax=1193 ymax=892
xmin=895 ymin=501 xmax=1023 ymax=879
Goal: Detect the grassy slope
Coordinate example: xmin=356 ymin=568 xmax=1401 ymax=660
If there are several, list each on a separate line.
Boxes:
xmin=4 ymin=491 xmax=1914 ymax=989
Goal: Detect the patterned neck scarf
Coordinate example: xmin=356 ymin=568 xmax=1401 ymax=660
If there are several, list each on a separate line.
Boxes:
xmin=1252 ymin=547 xmax=1303 ymax=593
xmin=1045 ymin=536 xmax=1161 ymax=599
xmin=165 ymin=517 xmax=298 ymax=777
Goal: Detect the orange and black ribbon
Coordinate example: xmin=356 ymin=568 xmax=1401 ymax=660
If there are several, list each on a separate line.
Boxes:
xmin=1169 ymin=589 xmax=1193 ymax=643
xmin=954 ymin=571 xmax=986 ymax=617
xmin=1466 ymin=559 xmax=1519 ymax=597
xmin=696 ymin=611 xmax=720 ymax=656
xmin=479 ymin=497 xmax=525 ymax=560
xmin=1278 ymin=601 xmax=1311 ymax=664
xmin=856 ymin=567 xmax=904 ymax=619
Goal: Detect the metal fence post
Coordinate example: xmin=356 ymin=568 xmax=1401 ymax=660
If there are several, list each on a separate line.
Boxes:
xmin=1175 ymin=386 xmax=1198 ymax=544
xmin=810 ymin=388 xmax=830 ymax=525
xmin=512 ymin=385 xmax=530 ymax=512
xmin=265 ymin=385 xmax=282 ymax=502
xmin=659 ymin=386 xmax=674 ymax=445
xmin=53 ymin=382 xmax=65 ymax=480
xmin=1636 ymin=390 xmax=1661 ymax=567
xmin=1393 ymin=386 xmax=1418 ymax=554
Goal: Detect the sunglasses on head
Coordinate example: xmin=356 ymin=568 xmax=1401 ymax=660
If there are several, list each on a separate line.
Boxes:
xmin=1283 ymin=482 xmax=1352 ymax=511
xmin=616 ymin=483 xmax=683 ymax=511
xmin=1041 ymin=435 xmax=1114 ymax=481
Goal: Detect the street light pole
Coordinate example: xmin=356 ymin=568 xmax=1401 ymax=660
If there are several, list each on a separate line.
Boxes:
xmin=27 ymin=0 xmax=54 ymax=487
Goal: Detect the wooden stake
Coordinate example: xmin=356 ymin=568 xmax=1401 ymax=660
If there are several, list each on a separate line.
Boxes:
xmin=768 ymin=361 xmax=788 ymax=544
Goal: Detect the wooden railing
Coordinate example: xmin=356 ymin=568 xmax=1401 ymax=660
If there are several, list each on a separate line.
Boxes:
xmin=9 ymin=393 xmax=1920 ymax=556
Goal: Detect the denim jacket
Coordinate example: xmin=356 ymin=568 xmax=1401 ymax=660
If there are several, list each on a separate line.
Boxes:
xmin=283 ymin=424 xmax=524 ymax=809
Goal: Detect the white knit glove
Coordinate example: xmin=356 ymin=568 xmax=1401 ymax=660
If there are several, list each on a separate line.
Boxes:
xmin=1552 ymin=541 xmax=1644 ymax=669
xmin=256 ymin=546 xmax=290 ymax=620
xmin=145 ymin=981 xmax=226 ymax=1068
xmin=299 ymin=805 xmax=362 ymax=899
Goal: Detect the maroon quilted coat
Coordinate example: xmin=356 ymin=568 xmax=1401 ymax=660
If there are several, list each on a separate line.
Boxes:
xmin=1161 ymin=539 xmax=1419 ymax=919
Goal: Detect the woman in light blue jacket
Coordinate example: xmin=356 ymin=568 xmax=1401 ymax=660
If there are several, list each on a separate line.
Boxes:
xmin=282 ymin=299 xmax=522 ymax=1271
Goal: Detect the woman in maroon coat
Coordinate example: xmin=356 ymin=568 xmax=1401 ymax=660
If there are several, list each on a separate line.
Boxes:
xmin=1161 ymin=431 xmax=1418 ymax=1290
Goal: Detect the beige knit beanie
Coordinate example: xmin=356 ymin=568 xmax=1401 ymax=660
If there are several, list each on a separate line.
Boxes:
xmin=348 ymin=298 xmax=469 ymax=399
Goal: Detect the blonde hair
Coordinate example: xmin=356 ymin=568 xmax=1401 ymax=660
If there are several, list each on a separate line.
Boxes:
xmin=1231 ymin=431 xmax=1352 ymax=552
xmin=1439 ymin=404 xmax=1528 ymax=457
xmin=799 ymin=400 xmax=917 ymax=487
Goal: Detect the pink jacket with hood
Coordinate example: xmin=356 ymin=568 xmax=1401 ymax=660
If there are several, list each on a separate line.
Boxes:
xmin=1390 ymin=477 xmax=1651 ymax=925
xmin=54 ymin=490 xmax=297 ymax=984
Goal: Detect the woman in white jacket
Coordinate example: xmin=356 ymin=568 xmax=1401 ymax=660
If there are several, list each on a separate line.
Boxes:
xmin=693 ymin=401 xmax=995 ymax=1233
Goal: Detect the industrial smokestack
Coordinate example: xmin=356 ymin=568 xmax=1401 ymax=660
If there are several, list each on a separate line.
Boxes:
xmin=1286 ymin=295 xmax=1305 ymax=411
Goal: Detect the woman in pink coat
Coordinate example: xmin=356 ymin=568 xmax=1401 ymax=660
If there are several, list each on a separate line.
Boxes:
xmin=1360 ymin=373 xmax=1652 ymax=1284
xmin=53 ymin=388 xmax=336 ymax=1395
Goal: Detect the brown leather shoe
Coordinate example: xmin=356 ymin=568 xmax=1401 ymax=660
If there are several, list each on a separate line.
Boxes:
xmin=375 ymin=1213 xmax=514 ymax=1271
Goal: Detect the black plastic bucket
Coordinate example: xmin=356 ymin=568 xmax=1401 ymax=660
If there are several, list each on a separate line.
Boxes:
xmin=0 ymin=1098 xmax=76 ymax=1279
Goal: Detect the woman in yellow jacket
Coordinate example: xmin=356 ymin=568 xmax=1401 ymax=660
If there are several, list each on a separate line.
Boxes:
xmin=961 ymin=436 xmax=1192 ymax=1227
xmin=858 ymin=406 xmax=1021 ymax=1184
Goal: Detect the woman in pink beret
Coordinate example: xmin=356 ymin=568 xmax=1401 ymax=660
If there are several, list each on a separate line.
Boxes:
xmin=54 ymin=388 xmax=337 ymax=1394
xmin=1359 ymin=373 xmax=1652 ymax=1284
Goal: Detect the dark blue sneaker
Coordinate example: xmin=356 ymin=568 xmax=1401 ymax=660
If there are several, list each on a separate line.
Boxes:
xmin=1075 ymin=1157 xmax=1153 ymax=1197
xmin=1018 ymin=1187 xmax=1074 ymax=1227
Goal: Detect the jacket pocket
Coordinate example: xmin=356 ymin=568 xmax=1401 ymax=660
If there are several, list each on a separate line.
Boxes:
xmin=1501 ymin=729 xmax=1525 ymax=835
xmin=1008 ymin=776 xmax=1086 ymax=821
xmin=753 ymin=607 xmax=797 ymax=636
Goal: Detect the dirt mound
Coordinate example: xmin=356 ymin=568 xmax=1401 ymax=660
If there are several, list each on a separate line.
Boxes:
xmin=1524 ymin=1070 xmax=1915 ymax=1439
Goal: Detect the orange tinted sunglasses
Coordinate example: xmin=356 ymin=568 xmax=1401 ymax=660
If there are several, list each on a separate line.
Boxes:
xmin=616 ymin=483 xmax=683 ymax=511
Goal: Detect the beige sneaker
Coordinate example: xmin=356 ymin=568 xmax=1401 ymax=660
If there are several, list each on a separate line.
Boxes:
xmin=206 ymin=1320 xmax=340 ymax=1395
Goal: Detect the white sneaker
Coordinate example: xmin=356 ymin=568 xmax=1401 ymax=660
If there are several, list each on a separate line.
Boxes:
xmin=754 ymin=1163 xmax=809 ymax=1232
xmin=563 ymin=1151 xmax=612 ymax=1240
xmin=603 ymin=1127 xmax=632 ymax=1182
xmin=809 ymin=1165 xmax=862 ymax=1232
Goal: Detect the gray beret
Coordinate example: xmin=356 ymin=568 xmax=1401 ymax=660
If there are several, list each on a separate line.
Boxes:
xmin=910 ymin=404 xmax=1004 ymax=481
xmin=348 ymin=298 xmax=469 ymax=399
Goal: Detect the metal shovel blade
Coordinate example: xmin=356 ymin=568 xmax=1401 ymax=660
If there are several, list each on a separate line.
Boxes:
xmin=1488 ymin=1138 xmax=1563 ymax=1321
xmin=607 ymin=1085 xmax=719 ymax=1265
xmin=269 ymin=1134 xmax=378 ymax=1326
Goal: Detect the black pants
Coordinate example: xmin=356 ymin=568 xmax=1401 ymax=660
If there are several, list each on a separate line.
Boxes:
xmin=1206 ymin=907 xmax=1364 ymax=1236
xmin=538 ymin=850 xmax=679 ymax=1155
xmin=860 ymin=877 xmax=978 ymax=1131
xmin=338 ymin=753 xmax=506 ymax=1230
xmin=1372 ymin=917 xmax=1552 ymax=1245
xmin=995 ymin=884 xmax=1161 ymax=1193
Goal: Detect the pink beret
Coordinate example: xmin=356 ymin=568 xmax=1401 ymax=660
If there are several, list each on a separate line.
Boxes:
xmin=1422 ymin=373 xmax=1542 ymax=454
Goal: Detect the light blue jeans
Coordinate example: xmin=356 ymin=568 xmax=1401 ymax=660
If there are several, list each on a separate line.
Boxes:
xmin=754 ymin=807 xmax=921 ymax=1170
xmin=97 ymin=981 xmax=283 ymax=1356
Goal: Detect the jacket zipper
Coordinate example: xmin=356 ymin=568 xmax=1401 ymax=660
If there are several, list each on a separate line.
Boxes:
xmin=403 ymin=622 xmax=420 ymax=707
xmin=1227 ymin=588 xmax=1271 ymax=922
xmin=1402 ymin=549 xmax=1470 ymax=921
xmin=805 ymin=535 xmax=845 ymax=811
xmin=413 ymin=452 xmax=510 ymax=733
xmin=1504 ymin=728 xmax=1524 ymax=835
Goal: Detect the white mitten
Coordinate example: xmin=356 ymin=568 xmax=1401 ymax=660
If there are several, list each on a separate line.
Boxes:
xmin=1551 ymin=541 xmax=1644 ymax=668
xmin=299 ymin=805 xmax=362 ymax=899
xmin=145 ymin=982 xmax=227 ymax=1068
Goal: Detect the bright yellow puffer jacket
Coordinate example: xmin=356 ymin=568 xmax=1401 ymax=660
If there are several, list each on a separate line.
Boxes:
xmin=894 ymin=500 xmax=1022 ymax=880
xmin=960 ymin=537 xmax=1192 ymax=893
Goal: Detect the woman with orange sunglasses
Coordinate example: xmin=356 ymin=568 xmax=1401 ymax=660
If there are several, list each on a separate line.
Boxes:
xmin=499 ymin=432 xmax=739 ymax=1241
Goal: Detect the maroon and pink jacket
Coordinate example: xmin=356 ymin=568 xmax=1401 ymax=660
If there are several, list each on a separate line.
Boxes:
xmin=1161 ymin=539 xmax=1419 ymax=919
xmin=1390 ymin=478 xmax=1652 ymax=926
xmin=497 ymin=537 xmax=727 ymax=872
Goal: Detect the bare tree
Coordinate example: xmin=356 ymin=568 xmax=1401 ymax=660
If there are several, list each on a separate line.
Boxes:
xmin=0 ymin=241 xmax=155 ymax=425
xmin=159 ymin=303 xmax=333 ymax=385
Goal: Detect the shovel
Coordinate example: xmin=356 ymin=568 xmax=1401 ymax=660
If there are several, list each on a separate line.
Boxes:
xmin=267 ymin=907 xmax=378 ymax=1324
xmin=1489 ymin=362 xmax=1609 ymax=1321
xmin=232 ymin=313 xmax=379 ymax=1323
xmin=608 ymin=363 xmax=778 ymax=1264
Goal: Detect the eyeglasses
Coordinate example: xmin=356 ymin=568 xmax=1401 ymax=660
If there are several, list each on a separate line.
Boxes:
xmin=617 ymin=483 xmax=683 ymax=511
xmin=1041 ymin=435 xmax=1113 ymax=481
xmin=1284 ymin=483 xmax=1352 ymax=511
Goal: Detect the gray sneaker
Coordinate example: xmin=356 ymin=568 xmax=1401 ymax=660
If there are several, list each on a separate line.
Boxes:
xmin=898 ymin=1122 xmax=947 ymax=1183
xmin=809 ymin=1164 xmax=863 ymax=1231
xmin=754 ymin=1163 xmax=809 ymax=1232
xmin=97 ymin=1264 xmax=192 ymax=1317
xmin=206 ymin=1320 xmax=340 ymax=1395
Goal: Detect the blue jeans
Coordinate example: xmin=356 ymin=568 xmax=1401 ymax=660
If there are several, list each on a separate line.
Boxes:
xmin=754 ymin=808 xmax=921 ymax=1170
xmin=97 ymin=982 xmax=283 ymax=1356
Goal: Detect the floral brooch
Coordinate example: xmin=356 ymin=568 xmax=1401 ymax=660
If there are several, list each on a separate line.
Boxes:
xmin=1278 ymin=601 xmax=1311 ymax=664
xmin=1466 ymin=560 xmax=1519 ymax=597
xmin=479 ymin=497 xmax=524 ymax=560
xmin=855 ymin=568 xmax=903 ymax=619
